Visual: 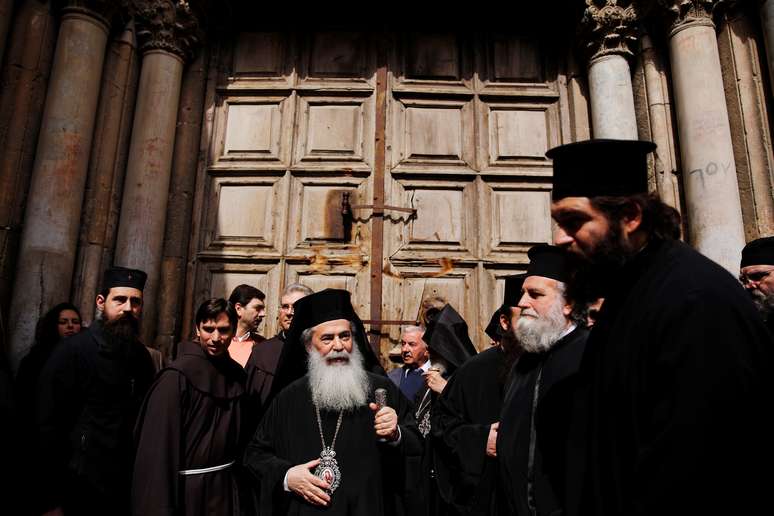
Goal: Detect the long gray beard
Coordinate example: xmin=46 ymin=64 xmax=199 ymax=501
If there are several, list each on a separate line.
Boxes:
xmin=514 ymin=299 xmax=570 ymax=354
xmin=307 ymin=344 xmax=370 ymax=412
xmin=750 ymin=290 xmax=774 ymax=322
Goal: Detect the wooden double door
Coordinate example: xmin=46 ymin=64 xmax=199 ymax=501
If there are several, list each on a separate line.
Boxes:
xmin=187 ymin=29 xmax=580 ymax=359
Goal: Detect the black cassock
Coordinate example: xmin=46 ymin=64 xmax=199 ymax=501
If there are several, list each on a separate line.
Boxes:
xmin=431 ymin=346 xmax=508 ymax=516
xmin=132 ymin=340 xmax=246 ymax=516
xmin=569 ymin=238 xmax=774 ymax=516
xmin=243 ymin=373 xmax=423 ymax=516
xmin=498 ymin=326 xmax=588 ymax=516
xmin=36 ymin=321 xmax=156 ymax=515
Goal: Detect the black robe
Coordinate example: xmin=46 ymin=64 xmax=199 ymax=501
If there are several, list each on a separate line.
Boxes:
xmin=36 ymin=320 xmax=156 ymax=515
xmin=240 ymin=333 xmax=285 ymax=515
xmin=431 ymin=346 xmax=508 ymax=516
xmin=243 ymin=373 xmax=423 ymax=515
xmin=498 ymin=326 xmax=588 ymax=516
xmin=570 ymin=238 xmax=774 ymax=516
xmin=244 ymin=333 xmax=285 ymax=432
xmin=133 ymin=340 xmax=246 ymax=516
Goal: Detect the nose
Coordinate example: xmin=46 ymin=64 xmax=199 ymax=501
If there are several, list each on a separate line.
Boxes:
xmin=553 ymin=226 xmax=573 ymax=247
xmin=517 ymin=292 xmax=531 ymax=311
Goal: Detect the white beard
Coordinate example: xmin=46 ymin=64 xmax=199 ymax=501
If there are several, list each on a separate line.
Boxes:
xmin=307 ymin=343 xmax=370 ymax=412
xmin=750 ymin=289 xmax=774 ymax=322
xmin=514 ymin=298 xmax=570 ymax=354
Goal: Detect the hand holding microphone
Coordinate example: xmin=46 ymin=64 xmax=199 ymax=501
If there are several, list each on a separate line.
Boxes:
xmin=369 ymin=387 xmax=399 ymax=441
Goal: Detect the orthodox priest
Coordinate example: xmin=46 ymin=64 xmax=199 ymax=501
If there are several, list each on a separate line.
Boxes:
xmin=132 ymin=298 xmax=246 ymax=516
xmin=549 ymin=139 xmax=774 ymax=516
xmin=497 ymin=245 xmax=589 ymax=516
xmin=243 ymin=289 xmax=422 ymax=515
xmin=431 ymin=274 xmax=524 ymax=516
xmin=36 ymin=267 xmax=156 ymax=516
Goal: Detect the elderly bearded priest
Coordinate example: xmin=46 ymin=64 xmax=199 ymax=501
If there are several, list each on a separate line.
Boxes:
xmin=243 ymin=289 xmax=422 ymax=515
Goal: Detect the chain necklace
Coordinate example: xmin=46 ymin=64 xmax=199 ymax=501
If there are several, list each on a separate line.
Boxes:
xmin=313 ymin=405 xmax=343 ymax=493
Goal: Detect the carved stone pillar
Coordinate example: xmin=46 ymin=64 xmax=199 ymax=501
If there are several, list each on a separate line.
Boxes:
xmin=7 ymin=0 xmax=118 ymax=368
xmin=72 ymin=21 xmax=139 ymax=325
xmin=0 ymin=0 xmax=13 ymax=66
xmin=582 ymin=0 xmax=640 ymax=139
xmin=659 ymin=0 xmax=746 ymax=272
xmin=154 ymin=47 xmax=208 ymax=357
xmin=113 ymin=0 xmax=200 ymax=346
xmin=0 ymin=0 xmax=56 ymax=324
xmin=759 ymin=0 xmax=774 ymax=100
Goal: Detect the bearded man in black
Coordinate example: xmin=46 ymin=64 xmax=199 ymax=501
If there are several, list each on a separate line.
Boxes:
xmin=36 ymin=267 xmax=156 ymax=516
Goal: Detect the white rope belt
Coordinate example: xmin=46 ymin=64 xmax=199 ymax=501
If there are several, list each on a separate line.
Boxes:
xmin=178 ymin=460 xmax=235 ymax=476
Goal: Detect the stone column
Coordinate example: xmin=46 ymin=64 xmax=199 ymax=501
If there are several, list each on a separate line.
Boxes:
xmin=154 ymin=47 xmax=208 ymax=357
xmin=659 ymin=0 xmax=746 ymax=272
xmin=759 ymin=0 xmax=774 ymax=99
xmin=0 ymin=0 xmax=56 ymax=322
xmin=113 ymin=0 xmax=200 ymax=346
xmin=582 ymin=0 xmax=640 ymax=139
xmin=7 ymin=1 xmax=117 ymax=368
xmin=640 ymin=32 xmax=682 ymax=211
xmin=72 ymin=21 xmax=140 ymax=324
xmin=0 ymin=0 xmax=13 ymax=66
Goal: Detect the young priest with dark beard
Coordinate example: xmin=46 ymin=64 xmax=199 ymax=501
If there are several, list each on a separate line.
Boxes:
xmin=548 ymin=139 xmax=774 ymax=516
xmin=36 ymin=267 xmax=157 ymax=516
xmin=132 ymin=298 xmax=246 ymax=516
xmin=243 ymin=289 xmax=422 ymax=515
xmin=431 ymin=274 xmax=525 ymax=516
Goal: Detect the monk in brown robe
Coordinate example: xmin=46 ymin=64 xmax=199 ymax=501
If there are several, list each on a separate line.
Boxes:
xmin=132 ymin=298 xmax=246 ymax=516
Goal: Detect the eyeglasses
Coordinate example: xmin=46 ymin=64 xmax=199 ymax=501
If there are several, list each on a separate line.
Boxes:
xmin=280 ymin=303 xmax=294 ymax=312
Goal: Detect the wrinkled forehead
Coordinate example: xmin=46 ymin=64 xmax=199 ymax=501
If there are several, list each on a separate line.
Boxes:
xmin=281 ymin=291 xmax=306 ymax=306
xmin=523 ymin=275 xmax=563 ymax=293
xmin=400 ymin=328 xmax=426 ymax=344
xmin=312 ymin=318 xmax=352 ymax=335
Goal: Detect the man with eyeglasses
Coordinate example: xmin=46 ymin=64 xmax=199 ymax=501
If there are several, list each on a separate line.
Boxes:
xmin=740 ymin=236 xmax=774 ymax=334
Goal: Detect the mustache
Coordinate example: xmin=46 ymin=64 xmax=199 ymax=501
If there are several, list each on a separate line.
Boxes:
xmin=521 ymin=308 xmax=539 ymax=318
xmin=325 ymin=350 xmax=352 ymax=362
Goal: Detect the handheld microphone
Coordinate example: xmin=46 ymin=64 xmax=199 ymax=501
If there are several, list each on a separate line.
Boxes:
xmin=374 ymin=388 xmax=387 ymax=409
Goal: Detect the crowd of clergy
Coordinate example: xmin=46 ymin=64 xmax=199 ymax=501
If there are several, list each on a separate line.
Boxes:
xmin=2 ymin=138 xmax=774 ymax=516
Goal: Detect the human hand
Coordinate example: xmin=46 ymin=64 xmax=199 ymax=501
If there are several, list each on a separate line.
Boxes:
xmin=286 ymin=459 xmax=331 ymax=506
xmin=486 ymin=422 xmax=499 ymax=457
xmin=423 ymin=369 xmax=447 ymax=394
xmin=369 ymin=403 xmax=399 ymax=441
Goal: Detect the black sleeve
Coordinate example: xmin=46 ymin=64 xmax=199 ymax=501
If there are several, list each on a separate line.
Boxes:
xmin=243 ymin=395 xmax=294 ymax=515
xmin=36 ymin=344 xmax=81 ymax=512
xmin=430 ymin=372 xmax=490 ymax=504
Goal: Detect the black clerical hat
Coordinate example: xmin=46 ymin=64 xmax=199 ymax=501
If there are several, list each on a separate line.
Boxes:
xmin=485 ymin=307 xmax=504 ymax=342
xmin=547 ymin=139 xmax=656 ymax=201
xmin=101 ymin=266 xmax=147 ymax=291
xmin=741 ymin=236 xmax=774 ymax=267
xmin=526 ymin=245 xmax=571 ymax=283
xmin=423 ymin=304 xmax=477 ymax=372
xmin=503 ymin=274 xmax=526 ymax=307
xmin=270 ymin=289 xmax=385 ymax=400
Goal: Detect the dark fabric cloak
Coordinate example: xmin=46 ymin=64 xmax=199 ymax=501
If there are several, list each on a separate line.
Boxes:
xmin=132 ymin=340 xmax=246 ymax=516
xmin=431 ymin=346 xmax=508 ymax=516
xmin=243 ymin=372 xmax=423 ymax=516
xmin=568 ymin=238 xmax=774 ymax=516
xmin=36 ymin=320 xmax=156 ymax=515
xmin=498 ymin=326 xmax=588 ymax=516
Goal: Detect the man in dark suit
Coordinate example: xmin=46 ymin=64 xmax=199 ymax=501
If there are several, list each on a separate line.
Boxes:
xmin=388 ymin=325 xmax=430 ymax=403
